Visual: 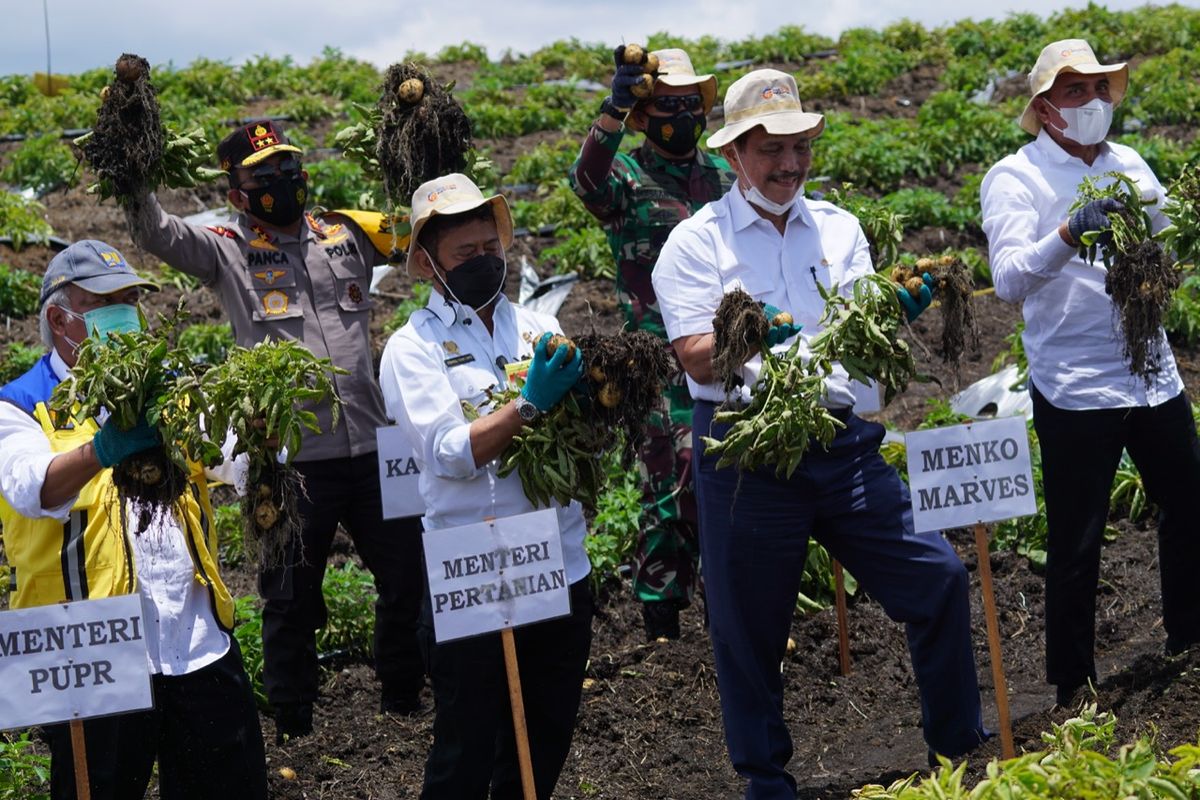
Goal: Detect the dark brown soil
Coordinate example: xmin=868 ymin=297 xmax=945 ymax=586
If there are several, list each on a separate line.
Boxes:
xmin=247 ymin=521 xmax=1190 ymax=800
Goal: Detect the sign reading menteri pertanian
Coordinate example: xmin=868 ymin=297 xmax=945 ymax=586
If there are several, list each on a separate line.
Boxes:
xmin=423 ymin=508 xmax=570 ymax=643
xmin=905 ymin=415 xmax=1037 ymax=533
xmin=0 ymin=594 xmax=152 ymax=731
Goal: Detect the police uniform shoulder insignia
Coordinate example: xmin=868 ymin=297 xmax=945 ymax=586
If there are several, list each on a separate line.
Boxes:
xmin=206 ymin=225 xmax=238 ymax=239
xmin=444 ymin=340 xmax=459 ymax=354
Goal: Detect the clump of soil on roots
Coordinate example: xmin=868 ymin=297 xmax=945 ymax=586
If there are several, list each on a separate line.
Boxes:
xmin=1105 ymin=236 xmax=1178 ymax=384
xmin=575 ymin=330 xmax=674 ymax=464
xmin=81 ymin=53 xmax=163 ymax=206
xmin=376 ymin=63 xmax=473 ymax=206
xmin=113 ymin=449 xmax=188 ymax=536
xmin=931 ymin=256 xmax=978 ymax=371
xmin=711 ymin=289 xmax=770 ymax=394
xmin=243 ymin=461 xmax=305 ymax=570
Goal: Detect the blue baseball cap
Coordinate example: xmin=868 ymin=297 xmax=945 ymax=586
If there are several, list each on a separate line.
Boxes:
xmin=40 ymin=240 xmax=159 ymax=307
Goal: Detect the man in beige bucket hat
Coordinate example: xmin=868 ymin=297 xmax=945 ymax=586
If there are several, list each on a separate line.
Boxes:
xmin=570 ymin=46 xmax=736 ymax=640
xmin=983 ymin=39 xmax=1200 ymax=709
xmin=379 ymin=173 xmax=594 ymax=799
xmin=652 ymin=68 xmax=988 ymax=798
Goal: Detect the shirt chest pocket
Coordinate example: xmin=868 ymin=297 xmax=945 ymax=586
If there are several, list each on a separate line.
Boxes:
xmin=629 ymin=187 xmax=689 ymax=264
xmin=325 ymin=248 xmax=374 ymax=314
xmin=445 ymin=361 xmax=499 ymax=410
xmin=245 ymin=262 xmax=304 ymax=322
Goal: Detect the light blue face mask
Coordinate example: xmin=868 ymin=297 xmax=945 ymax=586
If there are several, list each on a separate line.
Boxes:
xmin=60 ymin=303 xmax=142 ymax=346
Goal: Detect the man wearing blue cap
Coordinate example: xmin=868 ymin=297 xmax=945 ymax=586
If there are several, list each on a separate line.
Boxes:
xmin=0 ymin=240 xmax=267 ymax=800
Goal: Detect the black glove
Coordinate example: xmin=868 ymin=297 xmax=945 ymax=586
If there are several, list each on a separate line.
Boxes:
xmin=1068 ymin=197 xmax=1124 ymax=249
xmin=608 ymin=45 xmax=645 ymax=113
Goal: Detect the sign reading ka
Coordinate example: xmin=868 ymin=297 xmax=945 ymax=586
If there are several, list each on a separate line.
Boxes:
xmin=376 ymin=424 xmax=425 ymax=519
xmin=905 ymin=415 xmax=1037 ymax=533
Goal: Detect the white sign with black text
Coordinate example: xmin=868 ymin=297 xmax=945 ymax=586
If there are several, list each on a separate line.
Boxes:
xmin=376 ymin=424 xmax=426 ymax=520
xmin=423 ymin=508 xmax=570 ymax=643
xmin=0 ymin=595 xmax=152 ymax=731
xmin=905 ymin=415 xmax=1037 ymax=533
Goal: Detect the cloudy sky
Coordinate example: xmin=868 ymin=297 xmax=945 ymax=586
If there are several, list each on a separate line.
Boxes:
xmin=4 ymin=0 xmax=1181 ymax=76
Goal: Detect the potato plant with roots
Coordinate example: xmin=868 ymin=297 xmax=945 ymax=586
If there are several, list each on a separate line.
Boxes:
xmin=890 ymin=253 xmax=979 ymax=376
xmin=75 ymin=53 xmax=221 ymax=212
xmin=705 ymin=278 xmax=921 ymax=478
xmin=48 ymin=304 xmax=213 ymax=535
xmin=488 ymin=330 xmax=672 ymax=509
xmin=1073 ymin=171 xmax=1179 ymax=385
xmin=201 ymin=340 xmax=346 ymax=569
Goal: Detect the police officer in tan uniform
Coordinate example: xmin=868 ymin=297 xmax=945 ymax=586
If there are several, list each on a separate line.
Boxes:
xmin=127 ymin=119 xmax=425 ymax=741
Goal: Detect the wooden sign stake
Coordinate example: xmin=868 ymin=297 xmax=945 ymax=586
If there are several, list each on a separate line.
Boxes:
xmin=834 ymin=560 xmax=852 ymax=676
xmin=70 ymin=718 xmax=91 ymax=799
xmin=973 ymin=523 xmax=1015 ymax=760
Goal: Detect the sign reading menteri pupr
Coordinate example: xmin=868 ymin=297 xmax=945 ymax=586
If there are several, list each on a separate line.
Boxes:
xmin=0 ymin=594 xmax=152 ymax=731
xmin=904 ymin=415 xmax=1037 ymax=533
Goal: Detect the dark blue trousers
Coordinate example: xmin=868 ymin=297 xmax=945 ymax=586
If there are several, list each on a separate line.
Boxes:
xmin=693 ymin=402 xmax=986 ymax=800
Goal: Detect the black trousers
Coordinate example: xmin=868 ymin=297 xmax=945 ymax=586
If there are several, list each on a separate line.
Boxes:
xmin=1032 ymin=385 xmax=1200 ymax=688
xmin=43 ymin=640 xmax=266 ymax=800
xmin=260 ymin=453 xmax=426 ymax=708
xmin=418 ymin=579 xmax=593 ymax=800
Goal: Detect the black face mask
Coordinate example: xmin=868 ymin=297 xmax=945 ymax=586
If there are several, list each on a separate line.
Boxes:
xmin=645 ymin=112 xmax=706 ymax=157
xmin=432 ymin=252 xmax=507 ymax=310
xmin=243 ymin=174 xmax=307 ymax=227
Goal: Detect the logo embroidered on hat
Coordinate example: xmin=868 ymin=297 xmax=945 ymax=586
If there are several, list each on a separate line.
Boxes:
xmin=99 ymin=250 xmax=125 ymax=268
xmin=249 ymin=124 xmax=279 ymax=151
xmin=427 ymin=183 xmax=458 ymax=203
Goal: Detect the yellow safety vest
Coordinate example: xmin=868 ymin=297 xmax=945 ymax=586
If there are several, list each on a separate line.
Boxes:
xmin=0 ymin=402 xmax=234 ymax=630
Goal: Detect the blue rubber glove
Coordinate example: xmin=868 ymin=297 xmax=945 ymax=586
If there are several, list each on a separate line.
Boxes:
xmin=1069 ymin=197 xmax=1124 ymax=247
xmin=609 ymin=46 xmax=646 ymax=112
xmin=762 ymin=303 xmax=803 ymax=346
xmin=92 ymin=414 xmax=160 ymax=468
xmin=896 ymin=273 xmax=935 ymax=323
xmin=521 ymin=333 xmax=584 ymax=412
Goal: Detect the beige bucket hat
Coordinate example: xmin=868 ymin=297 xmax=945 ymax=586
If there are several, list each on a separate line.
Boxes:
xmin=406 ymin=174 xmax=514 ymax=269
xmin=706 ymin=69 xmax=824 ymax=149
xmin=627 ymin=48 xmax=718 ymax=131
xmin=1020 ymin=39 xmax=1128 ymax=135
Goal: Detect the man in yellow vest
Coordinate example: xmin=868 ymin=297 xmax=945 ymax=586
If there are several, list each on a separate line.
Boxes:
xmin=0 ymin=240 xmax=267 ymax=800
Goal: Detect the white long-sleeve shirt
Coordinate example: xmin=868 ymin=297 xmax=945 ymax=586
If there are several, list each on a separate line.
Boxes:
xmin=0 ymin=349 xmax=231 ymax=676
xmin=981 ymin=129 xmax=1181 ymax=409
xmin=378 ymin=292 xmax=590 ymax=585
xmin=651 ymin=185 xmax=875 ymax=406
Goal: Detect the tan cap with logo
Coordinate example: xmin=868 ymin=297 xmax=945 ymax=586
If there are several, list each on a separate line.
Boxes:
xmin=1020 ymin=39 xmax=1128 ymax=135
xmin=706 ymin=69 xmax=824 ymax=149
xmin=406 ymin=174 xmax=514 ymax=269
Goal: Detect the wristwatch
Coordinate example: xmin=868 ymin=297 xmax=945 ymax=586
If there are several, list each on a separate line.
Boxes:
xmin=515 ymin=395 xmax=541 ymax=423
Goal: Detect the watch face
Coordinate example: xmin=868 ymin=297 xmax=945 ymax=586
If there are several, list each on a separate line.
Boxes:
xmin=517 ymin=398 xmax=539 ymax=421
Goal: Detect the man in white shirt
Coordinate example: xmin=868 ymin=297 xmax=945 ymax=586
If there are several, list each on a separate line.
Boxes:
xmin=378 ymin=175 xmax=592 ymax=799
xmin=982 ymin=39 xmax=1200 ymax=707
xmin=0 ymin=241 xmax=267 ymax=800
xmin=652 ymin=70 xmax=987 ymax=799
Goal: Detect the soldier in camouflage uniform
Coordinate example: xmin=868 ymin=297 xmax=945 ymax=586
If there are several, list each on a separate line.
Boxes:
xmin=570 ymin=47 xmax=735 ymax=639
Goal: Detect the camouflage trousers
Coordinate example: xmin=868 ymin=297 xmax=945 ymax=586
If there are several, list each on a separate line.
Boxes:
xmin=632 ymin=368 xmax=700 ymax=605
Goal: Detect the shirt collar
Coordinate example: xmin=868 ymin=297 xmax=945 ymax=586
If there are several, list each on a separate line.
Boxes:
xmin=639 ymin=142 xmax=707 ymax=176
xmin=49 ymin=347 xmax=70 ymax=383
xmin=728 ymin=182 xmax=805 ymax=232
xmin=1034 ymin=127 xmax=1111 ymax=165
xmin=423 ymin=287 xmax=513 ymax=329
